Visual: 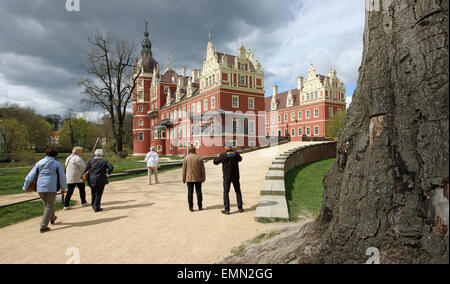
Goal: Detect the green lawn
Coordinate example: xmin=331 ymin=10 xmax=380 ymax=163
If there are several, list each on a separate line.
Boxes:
xmin=285 ymin=158 xmax=336 ymax=221
xmin=0 ymin=200 xmax=76 ymax=229
xmin=0 ymin=155 xmax=181 ymax=196
xmin=0 ymin=168 xmax=32 ymax=195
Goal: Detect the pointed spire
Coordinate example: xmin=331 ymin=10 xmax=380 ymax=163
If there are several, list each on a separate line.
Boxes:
xmin=141 ymin=21 xmax=152 ymax=56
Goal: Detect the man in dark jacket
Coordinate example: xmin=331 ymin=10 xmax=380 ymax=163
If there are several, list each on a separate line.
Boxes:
xmin=213 ymin=146 xmax=244 ymax=215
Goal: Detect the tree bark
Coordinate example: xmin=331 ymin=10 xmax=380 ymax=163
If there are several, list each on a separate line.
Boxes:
xmin=313 ymin=0 xmax=449 ymax=264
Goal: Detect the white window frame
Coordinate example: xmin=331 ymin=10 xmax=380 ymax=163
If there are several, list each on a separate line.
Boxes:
xmin=232 ymin=96 xmax=239 ymax=108
xmin=314 ymin=126 xmax=320 ymax=136
xmin=284 ymin=114 xmax=288 ymax=122
xmin=204 ymin=99 xmax=208 ymax=111
xmin=298 ymin=128 xmax=302 ymax=136
xmin=195 ymin=141 xmax=200 ymax=148
xmin=157 ymin=145 xmax=163 ymax=152
xmin=291 ymin=112 xmax=295 ymax=121
xmin=248 ymin=120 xmax=256 ymax=135
xmin=306 ymin=110 xmax=311 ymax=119
xmin=138 ymin=105 xmax=143 ymax=112
xmin=138 ymin=133 xmax=144 ymax=142
xmin=197 ymin=102 xmax=202 ymax=113
xmin=329 ymin=107 xmax=334 ymax=117
xmin=306 ymin=127 xmax=311 ymax=136
xmin=314 ymin=108 xmax=319 ymax=118
xmin=298 ymin=111 xmax=302 ymax=120
xmin=248 ymin=98 xmax=255 ymax=110
xmin=138 ymin=119 xmax=144 ymax=127
xmin=211 ymin=97 xmax=216 ymax=109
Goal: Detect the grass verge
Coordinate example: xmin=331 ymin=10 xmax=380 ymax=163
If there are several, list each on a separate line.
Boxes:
xmin=285 ymin=158 xmax=336 ymax=221
xmin=0 ymin=200 xmax=76 ymax=229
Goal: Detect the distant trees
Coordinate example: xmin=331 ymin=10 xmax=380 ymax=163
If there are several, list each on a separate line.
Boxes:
xmin=0 ymin=102 xmax=134 ymax=159
xmin=0 ymin=119 xmax=28 ymax=160
xmin=326 ymin=110 xmax=346 ymax=139
xmin=45 ymin=114 xmax=63 ymax=131
xmin=0 ymin=103 xmax=52 ymax=154
xmin=58 ymin=115 xmax=99 ymax=153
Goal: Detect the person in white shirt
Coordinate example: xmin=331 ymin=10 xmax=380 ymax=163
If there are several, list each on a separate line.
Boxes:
xmin=145 ymin=146 xmax=160 ymax=185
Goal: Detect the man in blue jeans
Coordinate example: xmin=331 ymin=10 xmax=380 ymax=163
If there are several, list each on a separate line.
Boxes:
xmin=213 ymin=146 xmax=244 ymax=215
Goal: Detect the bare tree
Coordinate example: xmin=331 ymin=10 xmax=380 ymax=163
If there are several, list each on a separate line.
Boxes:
xmin=78 ymin=31 xmax=141 ymax=152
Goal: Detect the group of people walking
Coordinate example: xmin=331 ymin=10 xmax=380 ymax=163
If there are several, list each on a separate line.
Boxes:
xmin=23 ymin=147 xmax=114 ymax=233
xmin=23 ymin=144 xmax=244 ymax=233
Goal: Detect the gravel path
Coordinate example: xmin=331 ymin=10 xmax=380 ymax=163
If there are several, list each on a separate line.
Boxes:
xmin=0 ymin=142 xmax=314 ymax=264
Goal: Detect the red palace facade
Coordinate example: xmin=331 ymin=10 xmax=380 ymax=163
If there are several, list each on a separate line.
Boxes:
xmin=132 ymin=28 xmax=266 ymax=157
xmin=265 ymin=65 xmax=346 ymax=141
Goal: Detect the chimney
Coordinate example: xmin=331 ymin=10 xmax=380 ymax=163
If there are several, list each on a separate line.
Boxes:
xmin=192 ymin=69 xmax=201 ymax=82
xmin=297 ymin=76 xmax=304 ymax=90
xmin=273 ymin=85 xmax=278 ymax=97
xmin=182 ymin=67 xmax=187 ymax=77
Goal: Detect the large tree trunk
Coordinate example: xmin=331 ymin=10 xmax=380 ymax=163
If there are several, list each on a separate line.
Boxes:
xmin=224 ymin=0 xmax=449 ymax=264
xmin=314 ymin=0 xmax=449 ymax=264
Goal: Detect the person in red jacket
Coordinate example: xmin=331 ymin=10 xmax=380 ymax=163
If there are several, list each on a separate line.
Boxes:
xmin=213 ymin=146 xmax=244 ymax=215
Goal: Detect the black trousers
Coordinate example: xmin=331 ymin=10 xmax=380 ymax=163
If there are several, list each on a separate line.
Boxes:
xmin=90 ymin=185 xmax=105 ymax=212
xmin=187 ymin=182 xmax=203 ymax=210
xmin=64 ymin=183 xmax=87 ymax=207
xmin=223 ymin=180 xmax=243 ymax=212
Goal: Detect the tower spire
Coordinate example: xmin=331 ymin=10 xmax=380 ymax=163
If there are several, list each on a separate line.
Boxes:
xmin=141 ymin=21 xmax=152 ymax=56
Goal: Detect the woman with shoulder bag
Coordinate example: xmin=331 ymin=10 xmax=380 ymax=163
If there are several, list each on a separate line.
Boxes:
xmin=81 ymin=149 xmax=114 ymax=213
xmin=23 ymin=148 xmax=67 ymax=233
xmin=64 ymin=146 xmax=89 ymax=210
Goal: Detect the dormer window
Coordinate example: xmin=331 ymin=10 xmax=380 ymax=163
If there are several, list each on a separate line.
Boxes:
xmin=271 ymin=100 xmax=277 ymax=111
xmin=287 ymin=98 xmax=293 ymax=107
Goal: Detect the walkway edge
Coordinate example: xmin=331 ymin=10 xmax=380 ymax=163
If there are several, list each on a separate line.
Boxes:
xmin=255 ymin=141 xmax=337 ymax=221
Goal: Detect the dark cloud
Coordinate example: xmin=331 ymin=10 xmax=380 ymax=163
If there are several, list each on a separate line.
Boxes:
xmin=0 ymin=0 xmax=364 ymax=117
xmin=0 ymin=0 xmax=300 ymax=115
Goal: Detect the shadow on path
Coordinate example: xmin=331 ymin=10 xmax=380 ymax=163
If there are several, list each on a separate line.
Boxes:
xmin=53 ymin=216 xmax=128 ymax=231
xmin=104 ymin=203 xmax=155 ymax=211
xmin=101 ymin=200 xmax=137 ymax=206
xmin=203 ymin=203 xmax=258 ymax=213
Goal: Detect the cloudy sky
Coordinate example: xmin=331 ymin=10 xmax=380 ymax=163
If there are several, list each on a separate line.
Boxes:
xmin=0 ymin=0 xmax=365 ymax=120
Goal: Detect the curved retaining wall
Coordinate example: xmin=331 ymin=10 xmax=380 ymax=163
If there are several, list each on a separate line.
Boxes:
xmin=255 ymin=141 xmax=337 ymax=221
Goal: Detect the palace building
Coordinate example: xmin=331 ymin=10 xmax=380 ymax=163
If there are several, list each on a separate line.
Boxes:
xmin=265 ymin=64 xmax=346 ymax=141
xmin=132 ymin=26 xmax=266 ymax=157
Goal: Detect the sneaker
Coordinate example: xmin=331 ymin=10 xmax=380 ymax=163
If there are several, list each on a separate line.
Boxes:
xmin=50 ymin=216 xmax=57 ymax=225
xmin=81 ymin=203 xmax=90 ymax=207
xmin=40 ymin=227 xmax=51 ymax=233
xmin=63 ymin=207 xmax=70 ymax=211
xmin=221 ymin=210 xmax=230 ymax=215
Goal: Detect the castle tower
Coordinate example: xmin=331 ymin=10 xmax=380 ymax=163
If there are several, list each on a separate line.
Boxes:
xmin=133 ymin=22 xmax=159 ymax=156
